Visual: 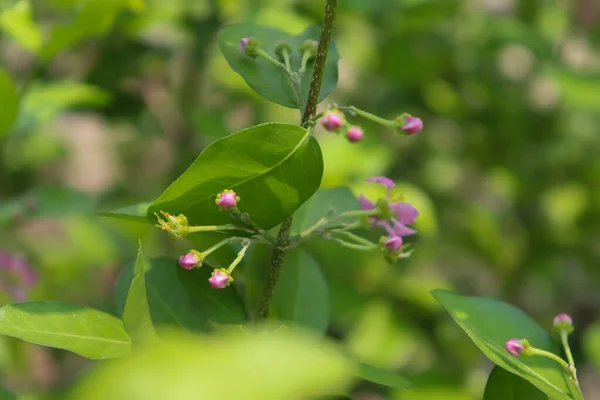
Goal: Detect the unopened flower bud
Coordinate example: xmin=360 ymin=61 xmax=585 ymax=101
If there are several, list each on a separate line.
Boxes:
xmin=396 ymin=115 xmax=423 ymax=136
xmin=300 ymin=40 xmax=318 ymax=58
xmin=216 ymin=190 xmax=239 ymax=210
xmin=553 ymin=313 xmax=574 ymax=335
xmin=346 ymin=126 xmax=364 ymax=143
xmin=178 ymin=251 xmax=203 ymax=270
xmin=240 ymin=37 xmax=261 ymax=58
xmin=208 ymin=268 xmax=233 ymax=289
xmin=383 ymin=235 xmax=403 ymax=253
xmin=321 ymin=111 xmax=344 ymax=131
xmin=505 ymin=338 xmax=530 ymax=357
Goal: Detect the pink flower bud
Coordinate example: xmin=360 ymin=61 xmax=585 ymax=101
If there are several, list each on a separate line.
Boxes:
xmin=553 ymin=313 xmax=574 ymax=334
xmin=239 ymin=37 xmax=251 ymax=52
xmin=346 ymin=126 xmax=364 ymax=143
xmin=366 ymin=176 xmax=395 ymax=189
xmin=399 ymin=116 xmax=423 ymax=135
xmin=383 ymin=235 xmax=403 ymax=253
xmin=505 ymin=338 xmax=526 ymax=357
xmin=178 ymin=251 xmax=202 ymax=270
xmin=208 ymin=268 xmax=233 ymax=289
xmin=321 ymin=111 xmax=343 ymax=131
xmin=216 ymin=190 xmax=239 ymax=210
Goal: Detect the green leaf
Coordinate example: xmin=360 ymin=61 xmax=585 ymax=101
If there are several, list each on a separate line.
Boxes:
xmin=99 ymin=202 xmax=150 ymax=223
xmin=71 ymin=328 xmax=354 ymax=400
xmin=0 ymin=0 xmax=43 ymax=54
xmin=0 ymin=68 xmax=19 ymax=137
xmin=123 ymin=244 xmax=158 ymax=343
xmin=12 ymin=82 xmax=111 ymax=136
xmin=484 ymin=366 xmax=548 ymax=400
xmin=0 ymin=302 xmax=130 ymax=359
xmin=291 ymin=186 xmax=360 ymax=235
xmin=273 ymin=250 xmax=330 ymax=334
xmin=218 ymin=23 xmax=339 ymax=108
xmin=115 ymin=258 xmax=246 ymax=332
xmin=432 ymin=290 xmax=578 ymax=400
xmin=356 ymin=362 xmax=412 ymax=389
xmin=148 ymin=123 xmax=323 ymax=232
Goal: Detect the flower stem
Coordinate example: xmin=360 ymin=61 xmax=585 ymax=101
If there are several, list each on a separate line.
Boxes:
xmin=201 ymin=238 xmax=235 ymax=258
xmin=560 ymin=331 xmax=584 ymax=398
xmin=337 ymin=105 xmax=396 ymax=128
xmin=257 ymin=0 xmax=339 ymax=320
xmin=187 ymin=224 xmax=253 ymax=233
xmin=227 ymin=239 xmax=251 ymax=274
xmin=528 ymin=348 xmax=571 ymax=371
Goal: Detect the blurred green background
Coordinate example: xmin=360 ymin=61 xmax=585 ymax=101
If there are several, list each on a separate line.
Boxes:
xmin=1 ymin=0 xmax=600 ymax=398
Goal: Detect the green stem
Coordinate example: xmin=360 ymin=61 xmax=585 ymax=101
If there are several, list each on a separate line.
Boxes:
xmin=528 ymin=348 xmax=571 ymax=371
xmin=187 ymin=224 xmax=252 ymax=233
xmin=335 ymin=231 xmax=377 ymax=248
xmin=299 ymin=51 xmax=311 ymax=74
xmin=256 ymin=47 xmax=304 ymax=111
xmin=330 ymin=237 xmax=376 ymax=251
xmin=227 ymin=240 xmax=251 ymax=274
xmin=257 ymin=0 xmax=339 ymax=320
xmin=282 ymin=48 xmax=292 ymax=70
xmin=201 ymin=238 xmax=235 ymax=258
xmin=299 ymin=210 xmax=376 ymax=239
xmin=301 ymin=0 xmax=339 ymax=128
xmin=337 ymin=106 xmax=396 ymax=128
xmin=560 ymin=331 xmax=584 ymax=398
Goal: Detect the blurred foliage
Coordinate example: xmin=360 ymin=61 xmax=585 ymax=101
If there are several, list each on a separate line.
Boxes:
xmin=0 ymin=0 xmax=600 ymax=398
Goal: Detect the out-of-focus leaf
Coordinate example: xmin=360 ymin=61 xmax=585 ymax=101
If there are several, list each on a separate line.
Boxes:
xmin=12 ymin=82 xmax=111 ymax=136
xmin=70 ymin=328 xmax=354 ymax=400
xmin=148 ymin=123 xmax=323 ymax=232
xmin=0 ymin=68 xmax=19 ymax=137
xmin=484 ymin=366 xmax=548 ymax=400
xmin=551 ymin=68 xmax=600 ymax=112
xmin=218 ymin=23 xmax=339 ymax=108
xmin=0 ymin=0 xmax=43 ymax=53
xmin=122 ymin=244 xmax=157 ymax=343
xmin=356 ymin=362 xmax=412 ymax=389
xmin=0 ymin=302 xmax=130 ymax=359
xmin=433 ymin=290 xmax=577 ymax=400
xmin=583 ymin=321 xmax=600 ymax=372
xmin=273 ymin=250 xmax=330 ymax=334
xmin=0 ymin=386 xmax=15 ymax=400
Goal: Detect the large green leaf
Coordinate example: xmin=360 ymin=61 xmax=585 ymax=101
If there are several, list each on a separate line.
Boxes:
xmin=291 ymin=186 xmax=360 ymax=235
xmin=71 ymin=328 xmax=354 ymax=400
xmin=0 ymin=302 xmax=130 ymax=359
xmin=122 ymin=244 xmax=157 ymax=343
xmin=99 ymin=202 xmax=150 ymax=223
xmin=0 ymin=68 xmax=18 ymax=137
xmin=432 ymin=290 xmax=578 ymax=400
xmin=218 ymin=24 xmax=339 ymax=108
xmin=273 ymin=250 xmax=330 ymax=334
xmin=147 ymin=123 xmax=323 ymax=231
xmin=115 ymin=258 xmax=246 ymax=332
xmin=484 ymin=366 xmax=547 ymax=400
xmin=356 ymin=362 xmax=412 ymax=389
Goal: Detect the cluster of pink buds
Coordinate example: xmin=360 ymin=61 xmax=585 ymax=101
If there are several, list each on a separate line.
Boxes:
xmin=320 ymin=110 xmax=365 ymax=143
xmin=358 ymin=176 xmax=419 ymax=259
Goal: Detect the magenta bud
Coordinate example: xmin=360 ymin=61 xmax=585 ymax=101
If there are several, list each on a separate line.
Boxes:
xmin=239 ymin=37 xmax=251 ymax=52
xmin=321 ymin=111 xmax=344 ymax=131
xmin=366 ymin=176 xmax=395 ymax=189
xmin=553 ymin=313 xmax=574 ymax=334
xmin=399 ymin=116 xmax=423 ymax=135
xmin=383 ymin=235 xmax=403 ymax=253
xmin=178 ymin=251 xmax=202 ymax=270
xmin=346 ymin=126 xmax=364 ymax=143
xmin=505 ymin=338 xmax=527 ymax=357
xmin=208 ymin=268 xmax=233 ymax=289
xmin=216 ymin=190 xmax=239 ymax=210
